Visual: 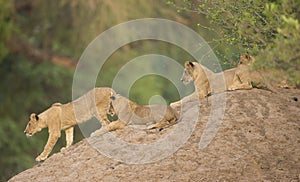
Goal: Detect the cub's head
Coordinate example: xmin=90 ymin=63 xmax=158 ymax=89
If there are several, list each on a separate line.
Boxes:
xmin=181 ymin=61 xmax=196 ymax=84
xmin=24 ymin=113 xmax=43 ymax=137
xmin=239 ymin=53 xmax=255 ymax=66
xmin=109 ymin=94 xmax=135 ymax=115
xmin=109 ymin=94 xmax=124 ymax=110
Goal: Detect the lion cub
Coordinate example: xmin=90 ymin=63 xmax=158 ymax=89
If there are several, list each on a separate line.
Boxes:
xmin=170 ymin=60 xmax=236 ymax=109
xmin=228 ymin=53 xmax=276 ymax=92
xmin=105 ymin=93 xmax=179 ymax=132
xmin=24 ymin=87 xmax=114 ymax=161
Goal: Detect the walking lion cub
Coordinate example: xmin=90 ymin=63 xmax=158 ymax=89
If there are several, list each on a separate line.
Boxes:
xmin=24 ymin=87 xmax=114 ymax=161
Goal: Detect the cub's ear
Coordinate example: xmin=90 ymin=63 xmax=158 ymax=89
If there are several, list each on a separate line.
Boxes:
xmin=244 ymin=53 xmax=249 ymax=59
xmin=189 ymin=61 xmax=194 ymax=67
xmin=30 ymin=113 xmax=39 ymax=121
xmin=110 ymin=90 xmax=116 ymax=97
xmin=110 ymin=96 xmax=116 ymax=100
xmin=184 ymin=61 xmax=194 ymax=68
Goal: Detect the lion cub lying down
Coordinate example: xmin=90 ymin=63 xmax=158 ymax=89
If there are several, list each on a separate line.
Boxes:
xmin=24 ymin=87 xmax=114 ymax=161
xmin=105 ymin=93 xmax=179 ymax=132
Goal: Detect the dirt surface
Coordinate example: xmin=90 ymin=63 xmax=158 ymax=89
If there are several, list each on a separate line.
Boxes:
xmin=9 ymin=89 xmax=300 ymax=181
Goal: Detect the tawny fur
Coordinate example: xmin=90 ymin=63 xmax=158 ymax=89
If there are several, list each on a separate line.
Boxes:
xmin=24 ymin=87 xmax=114 ymax=161
xmin=170 ymin=61 xmax=237 ymax=108
xmin=106 ymin=93 xmax=179 ymax=131
xmin=228 ymin=53 xmax=277 ymax=92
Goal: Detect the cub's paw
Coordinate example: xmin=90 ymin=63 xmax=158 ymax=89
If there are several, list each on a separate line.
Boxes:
xmin=60 ymin=147 xmax=67 ymax=152
xmin=228 ymin=87 xmax=235 ymax=91
xmin=170 ymin=102 xmax=182 ymax=112
xmin=146 ymin=124 xmax=165 ymax=131
xmin=170 ymin=102 xmax=178 ymax=109
xmin=35 ymin=154 xmax=47 ymax=162
xmin=146 ymin=124 xmax=156 ymax=130
xmin=91 ymin=128 xmax=108 ymax=137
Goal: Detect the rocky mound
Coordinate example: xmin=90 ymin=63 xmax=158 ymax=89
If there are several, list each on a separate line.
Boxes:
xmin=9 ymin=89 xmax=300 ymax=181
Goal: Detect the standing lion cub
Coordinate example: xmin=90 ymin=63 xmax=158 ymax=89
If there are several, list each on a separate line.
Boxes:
xmin=24 ymin=87 xmax=114 ymax=161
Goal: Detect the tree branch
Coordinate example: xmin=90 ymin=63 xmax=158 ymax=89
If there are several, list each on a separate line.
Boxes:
xmin=7 ymin=37 xmax=77 ymax=69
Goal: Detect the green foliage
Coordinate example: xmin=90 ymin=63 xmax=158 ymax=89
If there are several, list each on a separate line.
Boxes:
xmin=0 ymin=0 xmax=15 ymax=63
xmin=0 ymin=55 xmax=73 ymax=180
xmin=17 ymin=0 xmax=180 ymax=59
xmin=1 ymin=1 xmax=198 ymax=180
xmin=15 ymin=0 xmax=197 ymax=105
xmin=96 ymin=40 xmax=194 ymax=104
xmin=257 ymin=13 xmax=300 ymax=85
xmin=168 ymin=0 xmax=300 ymax=86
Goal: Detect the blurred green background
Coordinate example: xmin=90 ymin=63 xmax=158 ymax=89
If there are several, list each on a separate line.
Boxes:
xmin=0 ymin=0 xmax=299 ymax=180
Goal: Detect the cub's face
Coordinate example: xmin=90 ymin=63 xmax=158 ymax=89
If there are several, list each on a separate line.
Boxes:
xmin=181 ymin=61 xmax=195 ymax=84
xmin=24 ymin=113 xmax=43 ymax=136
xmin=239 ymin=53 xmax=255 ymax=65
xmin=109 ymin=95 xmax=120 ymax=115
xmin=110 ymin=94 xmax=134 ymax=114
xmin=107 ymin=102 xmax=115 ymax=116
